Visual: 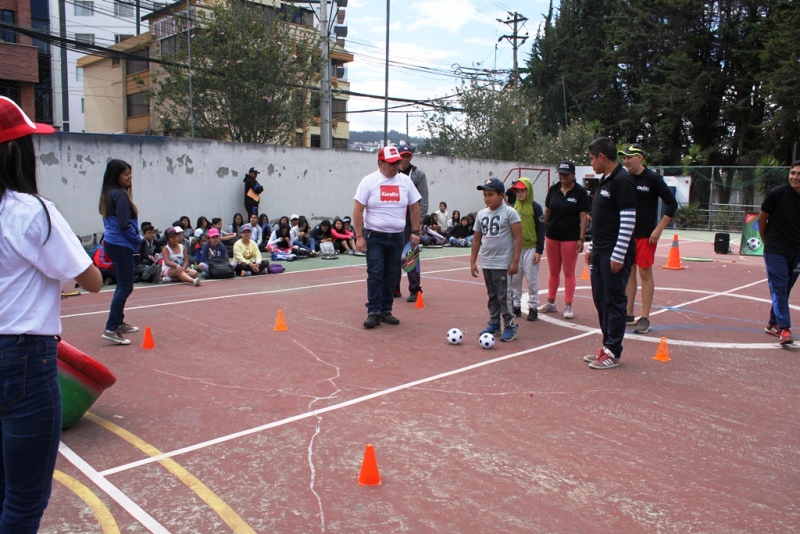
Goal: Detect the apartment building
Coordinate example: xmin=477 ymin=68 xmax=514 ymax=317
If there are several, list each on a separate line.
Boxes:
xmin=78 ymin=0 xmax=352 ymax=147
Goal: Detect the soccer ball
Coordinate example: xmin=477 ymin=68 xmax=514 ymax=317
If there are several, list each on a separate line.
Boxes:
xmin=746 ymin=237 xmax=761 ymax=251
xmin=479 ymin=333 xmax=495 ymax=349
xmin=446 ymin=328 xmax=463 ymax=345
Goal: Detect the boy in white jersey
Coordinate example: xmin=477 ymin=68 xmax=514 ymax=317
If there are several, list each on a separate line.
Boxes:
xmin=470 ymin=178 xmax=522 ymax=342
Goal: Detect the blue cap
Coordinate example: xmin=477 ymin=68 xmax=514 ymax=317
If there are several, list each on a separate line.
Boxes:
xmin=477 ymin=177 xmax=505 ymax=194
xmin=397 ymin=144 xmax=413 ymax=155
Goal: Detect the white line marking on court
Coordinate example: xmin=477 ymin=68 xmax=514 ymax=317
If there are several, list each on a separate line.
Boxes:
xmin=59 ymin=443 xmax=170 ymax=533
xmin=61 ymin=265 xmax=474 ymax=319
xmin=97 ymin=329 xmax=597 ymax=476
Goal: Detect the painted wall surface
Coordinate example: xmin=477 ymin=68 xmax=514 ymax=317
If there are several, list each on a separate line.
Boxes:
xmin=35 ymin=133 xmax=555 ymax=236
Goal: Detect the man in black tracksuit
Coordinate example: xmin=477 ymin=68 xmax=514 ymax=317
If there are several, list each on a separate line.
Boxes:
xmin=583 ymin=137 xmax=637 ymax=370
xmin=619 ymin=143 xmax=678 ymax=335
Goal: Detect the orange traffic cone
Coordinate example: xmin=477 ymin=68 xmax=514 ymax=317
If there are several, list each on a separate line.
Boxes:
xmin=662 ymin=234 xmax=685 ymax=270
xmin=358 ymin=444 xmax=381 ymax=486
xmin=415 ymin=291 xmax=425 ymax=309
xmin=581 ymin=266 xmax=590 ymax=280
xmin=142 ymin=327 xmax=156 ymax=350
xmin=653 ymin=337 xmax=671 ymax=362
xmin=274 ymin=310 xmax=288 ymax=331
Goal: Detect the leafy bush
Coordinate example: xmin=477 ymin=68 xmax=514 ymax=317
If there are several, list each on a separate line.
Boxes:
xmin=673 ymin=203 xmax=705 ymax=229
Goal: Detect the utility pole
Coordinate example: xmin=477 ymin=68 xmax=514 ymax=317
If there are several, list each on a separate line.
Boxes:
xmin=497 ymin=12 xmax=528 ymax=88
xmin=319 ymin=0 xmax=332 ymax=149
xmin=383 ymin=0 xmax=390 ymax=147
xmin=58 ymin=0 xmax=69 ymax=131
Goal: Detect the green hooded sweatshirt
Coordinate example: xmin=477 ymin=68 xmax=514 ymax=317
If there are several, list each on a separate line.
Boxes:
xmin=513 ymin=177 xmax=537 ymax=249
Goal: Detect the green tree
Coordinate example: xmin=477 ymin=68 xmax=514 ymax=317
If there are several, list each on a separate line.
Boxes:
xmin=420 ymin=77 xmax=538 ymax=161
xmin=150 ymin=0 xmax=322 ymax=144
xmin=760 ymin=0 xmax=800 ymax=163
xmin=526 ymin=120 xmax=599 ymax=165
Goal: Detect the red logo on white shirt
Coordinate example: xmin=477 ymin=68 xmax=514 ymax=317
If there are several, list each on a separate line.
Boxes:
xmin=380 ymin=185 xmax=400 ymax=202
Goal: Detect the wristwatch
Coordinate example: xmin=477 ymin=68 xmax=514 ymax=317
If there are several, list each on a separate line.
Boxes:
xmin=410 ymin=230 xmax=420 ymax=236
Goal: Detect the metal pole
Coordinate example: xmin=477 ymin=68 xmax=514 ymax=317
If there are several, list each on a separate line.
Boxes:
xmin=708 ymin=166 xmax=714 ymax=230
xmin=383 ymin=0 xmax=389 ymax=146
xmin=187 ymin=0 xmax=194 ymax=138
xmin=58 ymin=0 xmax=70 ymax=131
xmin=136 ymin=0 xmax=141 ymax=34
xmin=319 ymin=0 xmax=332 ymax=149
xmin=562 ymin=74 xmax=568 ymax=125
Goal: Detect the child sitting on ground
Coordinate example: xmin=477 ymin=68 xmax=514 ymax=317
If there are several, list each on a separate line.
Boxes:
xmin=447 ymin=216 xmax=473 ymax=247
xmin=332 ymin=217 xmax=361 ymax=255
xmin=92 ymin=240 xmax=116 ymax=285
xmin=233 ymin=224 xmax=270 ymax=275
xmin=421 ymin=214 xmax=446 ymax=246
xmin=161 ymin=226 xmax=201 ymax=285
xmin=470 ymin=178 xmax=522 ymax=342
xmin=136 ymin=223 xmax=161 ymax=283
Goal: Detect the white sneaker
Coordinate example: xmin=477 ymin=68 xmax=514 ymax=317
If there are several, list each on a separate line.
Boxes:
xmin=193 ymin=277 xmax=201 ymax=286
xmin=538 ymin=302 xmax=557 ymax=313
xmin=563 ymin=305 xmax=574 ymax=319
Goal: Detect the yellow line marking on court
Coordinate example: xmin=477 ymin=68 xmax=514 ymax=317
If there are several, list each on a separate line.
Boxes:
xmin=53 ymin=470 xmax=120 ymax=534
xmin=84 ymin=412 xmax=255 ymax=534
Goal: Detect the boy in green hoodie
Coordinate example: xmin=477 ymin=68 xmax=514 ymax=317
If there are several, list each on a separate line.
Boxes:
xmin=510 ymin=178 xmax=545 ymax=321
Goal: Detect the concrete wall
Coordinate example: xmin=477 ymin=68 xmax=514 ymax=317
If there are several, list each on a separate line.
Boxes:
xmin=35 ymin=133 xmax=555 ymax=236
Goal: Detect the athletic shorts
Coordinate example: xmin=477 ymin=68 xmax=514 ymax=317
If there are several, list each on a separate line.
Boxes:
xmin=634 ymin=237 xmax=657 ymax=269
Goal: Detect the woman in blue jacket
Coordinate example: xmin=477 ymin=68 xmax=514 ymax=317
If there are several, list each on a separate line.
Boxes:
xmin=99 ymin=159 xmax=142 ymax=345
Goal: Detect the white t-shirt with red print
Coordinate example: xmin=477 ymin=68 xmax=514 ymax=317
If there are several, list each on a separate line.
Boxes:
xmin=354 ymin=169 xmax=422 ymax=233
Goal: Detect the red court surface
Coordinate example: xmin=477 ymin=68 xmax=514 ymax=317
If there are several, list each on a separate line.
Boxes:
xmin=41 ymin=233 xmax=799 ymax=533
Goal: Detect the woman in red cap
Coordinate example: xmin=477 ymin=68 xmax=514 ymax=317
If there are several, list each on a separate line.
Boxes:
xmin=0 ymin=96 xmax=102 ymax=531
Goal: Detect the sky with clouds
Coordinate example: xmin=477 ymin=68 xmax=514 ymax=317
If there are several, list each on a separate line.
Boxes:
xmin=335 ymin=0 xmax=553 ymax=139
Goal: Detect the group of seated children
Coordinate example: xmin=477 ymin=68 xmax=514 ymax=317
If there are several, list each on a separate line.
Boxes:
xmin=93 ymin=211 xmax=368 ymax=286
xmin=420 ymin=202 xmax=476 ymax=248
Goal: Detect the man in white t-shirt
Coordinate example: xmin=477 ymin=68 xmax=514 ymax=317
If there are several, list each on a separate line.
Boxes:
xmin=353 ymin=146 xmax=422 ymax=329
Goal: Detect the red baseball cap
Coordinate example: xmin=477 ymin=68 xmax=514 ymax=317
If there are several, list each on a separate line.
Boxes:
xmin=0 ymin=96 xmax=55 ymax=144
xmin=377 ymin=146 xmax=402 ymax=163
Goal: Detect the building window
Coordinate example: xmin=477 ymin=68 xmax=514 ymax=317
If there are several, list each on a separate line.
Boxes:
xmin=333 ymin=98 xmax=347 ymax=122
xmin=115 ymin=34 xmax=134 ymax=43
xmin=114 ymin=0 xmax=134 ymax=18
xmin=74 ymin=1 xmax=94 ymax=16
xmin=125 ymin=51 xmax=149 ymax=75
xmin=31 ymin=18 xmax=49 ymax=53
xmin=126 ymin=92 xmax=148 ymax=117
xmin=75 ymin=33 xmax=95 ymax=45
xmin=0 ymin=10 xmax=16 ymax=43
xmin=0 ymin=80 xmax=20 ymax=102
xmin=76 ymin=66 xmax=83 ymax=82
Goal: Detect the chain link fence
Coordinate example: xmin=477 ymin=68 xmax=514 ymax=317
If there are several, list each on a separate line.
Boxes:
xmin=654 ymin=166 xmax=789 ymax=232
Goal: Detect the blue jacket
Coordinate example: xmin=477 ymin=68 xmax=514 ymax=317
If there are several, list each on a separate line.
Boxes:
xmin=102 ymin=188 xmax=141 ymax=251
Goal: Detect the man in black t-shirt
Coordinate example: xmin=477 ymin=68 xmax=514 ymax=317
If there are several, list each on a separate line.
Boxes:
xmin=757 ymin=160 xmax=800 ymax=346
xmin=618 ymin=143 xmax=678 ymax=335
xmin=583 ymin=138 xmax=637 ymax=369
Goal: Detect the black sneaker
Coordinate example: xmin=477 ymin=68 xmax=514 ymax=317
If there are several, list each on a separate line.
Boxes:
xmin=626 ymin=315 xmax=637 ymax=326
xmin=406 ymin=292 xmax=418 ymax=303
xmin=380 ymin=312 xmax=400 ymax=325
xmin=513 ymin=306 xmax=522 ymax=317
xmin=527 ymin=309 xmax=538 ymax=321
xmin=394 ymin=291 xmax=402 ymax=298
xmin=363 ymin=314 xmax=381 ymax=328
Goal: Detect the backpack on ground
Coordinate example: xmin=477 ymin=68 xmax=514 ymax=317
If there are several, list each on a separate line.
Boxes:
xmin=208 ymin=257 xmax=235 ymax=279
xmin=319 ymin=241 xmax=338 ymax=260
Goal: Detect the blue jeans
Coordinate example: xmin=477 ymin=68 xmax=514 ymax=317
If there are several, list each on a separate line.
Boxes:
xmin=0 ymin=335 xmax=61 ymax=533
xmin=104 ymin=242 xmax=135 ymax=332
xmin=764 ymin=252 xmax=799 ymax=329
xmin=590 ymin=252 xmax=634 ymax=358
xmin=293 ymin=238 xmax=315 ymax=253
xmin=365 ymin=229 xmax=404 ymax=315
